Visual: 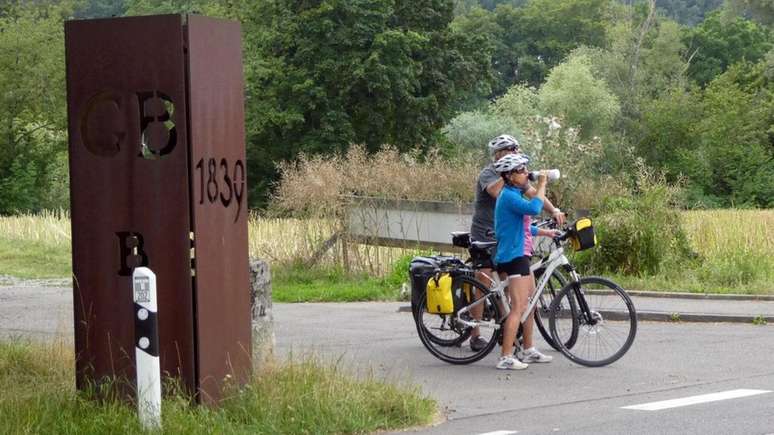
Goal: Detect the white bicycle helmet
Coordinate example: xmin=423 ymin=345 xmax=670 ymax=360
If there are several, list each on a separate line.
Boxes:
xmin=494 ymin=153 xmax=530 ymax=173
xmin=487 ymin=134 xmax=520 ymax=155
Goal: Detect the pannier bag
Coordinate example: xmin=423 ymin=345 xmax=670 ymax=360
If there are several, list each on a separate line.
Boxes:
xmin=569 ymin=217 xmax=597 ymax=251
xmin=426 ymin=273 xmax=453 ymax=314
xmin=408 ymin=256 xmax=468 ymax=318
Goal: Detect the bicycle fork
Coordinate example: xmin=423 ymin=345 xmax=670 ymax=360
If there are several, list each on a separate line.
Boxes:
xmin=565 ymin=269 xmax=601 ymax=328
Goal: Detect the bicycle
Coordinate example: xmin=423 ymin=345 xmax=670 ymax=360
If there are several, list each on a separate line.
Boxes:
xmin=414 ymin=219 xmax=637 ymax=367
xmin=449 ymin=223 xmax=572 ymax=352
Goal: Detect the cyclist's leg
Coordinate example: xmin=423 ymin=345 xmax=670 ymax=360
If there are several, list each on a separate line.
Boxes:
xmin=521 ymin=273 xmax=537 ymax=349
xmin=469 ymin=268 xmax=492 ymax=339
xmin=501 ymin=274 xmax=532 ymax=357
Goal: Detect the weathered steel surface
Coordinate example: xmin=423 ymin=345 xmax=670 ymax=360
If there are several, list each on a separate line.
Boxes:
xmin=186 ymin=15 xmax=251 ymax=403
xmin=65 ymin=15 xmax=195 ymax=393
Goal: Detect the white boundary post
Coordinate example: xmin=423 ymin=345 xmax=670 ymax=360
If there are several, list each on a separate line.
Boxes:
xmin=132 ymin=267 xmax=161 ymax=429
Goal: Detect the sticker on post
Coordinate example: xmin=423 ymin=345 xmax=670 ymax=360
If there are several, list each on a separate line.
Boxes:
xmin=134 ymin=276 xmax=151 ymax=303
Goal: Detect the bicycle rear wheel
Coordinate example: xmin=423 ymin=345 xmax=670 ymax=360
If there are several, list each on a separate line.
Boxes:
xmin=548 ymin=276 xmax=637 ymax=367
xmin=416 ymin=275 xmax=501 ymax=365
xmin=533 ymin=268 xmax=578 ymax=351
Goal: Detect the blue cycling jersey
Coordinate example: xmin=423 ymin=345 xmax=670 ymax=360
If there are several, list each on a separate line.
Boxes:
xmin=494 ymin=185 xmax=543 ymax=265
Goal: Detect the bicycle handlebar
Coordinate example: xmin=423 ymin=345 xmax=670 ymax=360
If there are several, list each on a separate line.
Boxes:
xmin=532 ymin=218 xmax=572 ymax=244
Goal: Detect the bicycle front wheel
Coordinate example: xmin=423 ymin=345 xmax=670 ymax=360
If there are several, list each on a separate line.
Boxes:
xmin=416 ymin=275 xmax=501 ymax=365
xmin=533 ymin=268 xmax=578 ymax=351
xmin=548 ymin=276 xmax=637 ymax=367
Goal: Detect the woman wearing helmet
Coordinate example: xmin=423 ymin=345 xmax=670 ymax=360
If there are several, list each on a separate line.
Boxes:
xmin=467 ymin=134 xmax=564 ymax=353
xmin=492 ymin=153 xmax=560 ymax=370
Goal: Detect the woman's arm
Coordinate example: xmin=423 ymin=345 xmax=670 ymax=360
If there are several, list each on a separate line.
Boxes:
xmin=523 ymin=182 xmax=565 ymax=225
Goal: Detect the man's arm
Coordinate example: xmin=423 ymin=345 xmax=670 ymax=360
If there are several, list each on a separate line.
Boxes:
xmin=485 ymin=178 xmax=505 ymax=199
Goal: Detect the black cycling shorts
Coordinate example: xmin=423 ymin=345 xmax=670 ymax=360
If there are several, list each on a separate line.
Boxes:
xmin=496 ymin=256 xmax=531 ymax=278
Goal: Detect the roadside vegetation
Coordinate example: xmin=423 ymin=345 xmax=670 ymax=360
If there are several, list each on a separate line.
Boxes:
xmin=0 ymin=339 xmax=436 ymax=434
xmin=0 ymin=207 xmax=771 ymax=296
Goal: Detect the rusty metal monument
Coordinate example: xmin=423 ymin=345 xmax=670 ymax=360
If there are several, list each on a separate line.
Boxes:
xmin=65 ymin=14 xmax=251 ymax=403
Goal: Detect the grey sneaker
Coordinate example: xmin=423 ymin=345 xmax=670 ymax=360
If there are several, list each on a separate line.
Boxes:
xmin=495 ymin=356 xmax=528 ymax=370
xmin=470 ymin=336 xmax=488 ymax=352
xmin=520 ymin=348 xmax=553 ymax=363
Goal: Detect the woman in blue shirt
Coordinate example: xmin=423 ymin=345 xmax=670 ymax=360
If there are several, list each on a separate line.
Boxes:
xmin=493 ymin=154 xmax=560 ymax=370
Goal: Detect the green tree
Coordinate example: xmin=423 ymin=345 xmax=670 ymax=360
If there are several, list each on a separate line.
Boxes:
xmin=537 ymin=52 xmax=621 ymax=140
xmin=489 ymin=83 xmax=540 ymax=125
xmin=696 ymin=63 xmax=773 ymax=207
xmin=635 ymin=59 xmax=774 ymax=207
xmin=442 ymin=110 xmax=524 ymax=157
xmin=244 ymin=0 xmax=492 ymax=208
xmin=683 ymin=10 xmax=772 ymax=85
xmin=651 ymin=0 xmax=723 ymax=26
xmin=452 ymin=0 xmax=612 ymax=95
xmin=636 ymin=86 xmax=706 ymax=184
xmin=728 ymin=0 xmax=774 ymax=26
xmin=0 ymin=2 xmax=71 ymax=213
xmin=73 ymin=0 xmax=127 ymax=18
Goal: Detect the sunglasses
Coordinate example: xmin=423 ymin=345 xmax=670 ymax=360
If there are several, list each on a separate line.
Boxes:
xmin=510 ymin=166 xmax=528 ymax=175
xmin=504 ymin=146 xmax=519 ymax=152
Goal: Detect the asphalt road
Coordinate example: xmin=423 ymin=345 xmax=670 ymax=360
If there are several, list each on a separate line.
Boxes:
xmin=273 ymin=302 xmax=774 ymax=435
xmin=2 ymin=285 xmax=773 ymax=434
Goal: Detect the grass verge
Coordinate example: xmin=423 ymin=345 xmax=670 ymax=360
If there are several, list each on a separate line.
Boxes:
xmin=0 ymin=339 xmax=436 ymax=434
xmin=273 ymin=265 xmax=402 ymax=302
xmin=0 ymin=236 xmax=71 ymax=279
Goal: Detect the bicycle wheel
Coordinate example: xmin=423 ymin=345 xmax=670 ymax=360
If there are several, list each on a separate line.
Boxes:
xmin=416 ymin=275 xmax=501 ymax=365
xmin=548 ymin=276 xmax=637 ymax=367
xmin=533 ymin=268 xmax=579 ymax=351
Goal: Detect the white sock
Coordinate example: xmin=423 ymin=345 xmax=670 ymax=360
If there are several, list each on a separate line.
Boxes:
xmin=524 ymin=347 xmax=536 ymax=353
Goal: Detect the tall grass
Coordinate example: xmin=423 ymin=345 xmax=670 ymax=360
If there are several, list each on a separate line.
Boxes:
xmin=0 ymin=210 xmax=71 ymax=247
xmin=0 ymin=340 xmax=436 ymax=434
xmin=681 ymin=209 xmax=773 ymax=260
xmin=248 ymin=213 xmax=434 ymax=277
xmin=681 ymin=209 xmax=774 ymax=291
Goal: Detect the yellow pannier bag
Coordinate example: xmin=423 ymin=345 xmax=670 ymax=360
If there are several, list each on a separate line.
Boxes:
xmin=426 ymin=273 xmax=454 ymax=314
xmin=569 ymin=217 xmax=597 ymax=251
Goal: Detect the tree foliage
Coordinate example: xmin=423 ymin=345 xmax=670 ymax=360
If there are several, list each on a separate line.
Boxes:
xmin=243 ymin=0 xmax=492 ymax=207
xmin=683 ymin=10 xmax=772 ymax=85
xmin=0 ymin=2 xmax=71 ymax=213
xmin=537 ymin=52 xmax=621 ymax=140
xmin=728 ymin=0 xmax=774 ymax=26
xmin=452 ymin=0 xmax=612 ymax=95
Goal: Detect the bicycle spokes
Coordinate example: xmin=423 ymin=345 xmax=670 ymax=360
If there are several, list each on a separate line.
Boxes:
xmin=549 ymin=277 xmax=637 ymax=367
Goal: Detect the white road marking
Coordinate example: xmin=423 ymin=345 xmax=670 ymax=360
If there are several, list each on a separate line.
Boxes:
xmin=622 ymin=389 xmax=772 ymax=411
xmin=477 ymin=431 xmax=518 ymax=435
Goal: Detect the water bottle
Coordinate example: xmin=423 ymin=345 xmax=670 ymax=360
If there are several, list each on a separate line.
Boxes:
xmin=528 ymin=169 xmax=561 ymax=181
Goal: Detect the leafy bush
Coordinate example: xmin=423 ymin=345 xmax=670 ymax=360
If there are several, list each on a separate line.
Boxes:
xmin=383 ymin=249 xmax=434 ymax=292
xmin=573 ymin=164 xmax=694 ymax=275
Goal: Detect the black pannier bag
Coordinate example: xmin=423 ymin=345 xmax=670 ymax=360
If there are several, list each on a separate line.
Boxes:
xmin=409 ymin=257 xmax=437 ymax=320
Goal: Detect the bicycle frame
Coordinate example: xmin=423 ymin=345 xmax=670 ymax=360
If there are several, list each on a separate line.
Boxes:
xmin=455 ymin=242 xmax=580 ymax=329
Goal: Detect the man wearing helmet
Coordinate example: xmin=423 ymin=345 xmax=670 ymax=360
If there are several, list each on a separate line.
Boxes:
xmin=471 ymin=134 xmax=565 ymax=244
xmin=467 ymin=134 xmax=565 ymax=352
xmin=493 ymin=153 xmax=560 ymax=369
